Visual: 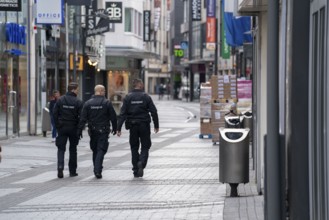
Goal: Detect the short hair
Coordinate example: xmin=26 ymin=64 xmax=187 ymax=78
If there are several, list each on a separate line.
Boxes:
xmin=68 ymin=82 xmax=78 ymax=91
xmin=132 ymin=78 xmax=143 ymax=88
xmin=53 ymin=90 xmax=59 ymax=95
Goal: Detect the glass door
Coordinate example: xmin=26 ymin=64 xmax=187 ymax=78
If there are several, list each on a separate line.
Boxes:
xmin=7 ymin=56 xmax=20 ymax=138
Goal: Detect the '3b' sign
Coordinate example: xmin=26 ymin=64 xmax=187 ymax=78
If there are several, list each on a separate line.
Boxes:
xmin=105 ymin=2 xmax=122 ymax=23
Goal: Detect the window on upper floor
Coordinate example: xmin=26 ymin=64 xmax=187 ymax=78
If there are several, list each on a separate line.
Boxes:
xmin=124 ymin=7 xmax=142 ymax=37
xmin=125 ymin=8 xmax=132 ymax=32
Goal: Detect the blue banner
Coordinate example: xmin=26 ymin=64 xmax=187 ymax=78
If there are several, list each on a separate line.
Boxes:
xmin=206 ymin=0 xmax=216 ymax=17
xmin=223 ymin=0 xmax=252 ymax=47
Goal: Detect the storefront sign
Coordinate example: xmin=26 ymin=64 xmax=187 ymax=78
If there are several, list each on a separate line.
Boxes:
xmin=206 ymin=0 xmax=216 ymax=17
xmin=86 ymin=19 xmax=110 ymax=36
xmin=153 ymin=0 xmax=161 ymax=31
xmin=206 ymin=17 xmax=216 ymax=43
xmin=5 ymin=23 xmax=26 ymax=45
xmin=105 ymin=2 xmax=122 ymax=23
xmin=180 ymin=41 xmax=188 ymax=50
xmin=174 ymin=49 xmax=184 ymax=57
xmin=87 ymin=0 xmax=97 ymax=30
xmin=206 ymin=0 xmax=216 ymax=51
xmin=69 ymin=53 xmax=84 ymax=71
xmin=221 ymin=9 xmax=230 ymax=59
xmin=143 ymin=10 xmax=151 ymax=42
xmin=36 ymin=0 xmax=64 ymax=25
xmin=191 ymin=0 xmax=201 ymax=21
xmin=0 ymin=0 xmax=21 ymax=11
xmin=67 ymin=0 xmax=91 ymax=5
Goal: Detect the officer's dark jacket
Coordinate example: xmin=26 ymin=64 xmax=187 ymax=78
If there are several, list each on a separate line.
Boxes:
xmin=117 ymin=89 xmax=159 ymax=131
xmin=78 ymin=95 xmax=117 ymax=132
xmin=53 ymin=92 xmax=83 ymax=128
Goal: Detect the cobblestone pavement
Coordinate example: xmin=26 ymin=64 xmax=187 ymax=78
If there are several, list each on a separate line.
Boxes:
xmin=0 ymin=98 xmax=263 ymax=220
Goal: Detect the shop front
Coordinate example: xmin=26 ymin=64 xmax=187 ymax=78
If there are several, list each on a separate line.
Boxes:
xmin=105 ymin=57 xmax=141 ymax=115
xmin=0 ymin=6 xmax=29 ymax=139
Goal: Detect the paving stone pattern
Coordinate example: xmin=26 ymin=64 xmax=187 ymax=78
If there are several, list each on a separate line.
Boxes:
xmin=0 ymin=99 xmax=263 ymax=220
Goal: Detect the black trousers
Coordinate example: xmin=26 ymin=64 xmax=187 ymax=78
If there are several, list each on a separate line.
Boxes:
xmin=89 ymin=131 xmax=109 ymax=174
xmin=56 ymin=125 xmax=79 ymax=173
xmin=129 ymin=122 xmax=151 ymax=174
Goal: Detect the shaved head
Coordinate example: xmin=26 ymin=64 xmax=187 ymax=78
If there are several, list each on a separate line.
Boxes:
xmin=94 ymin=85 xmax=106 ymax=96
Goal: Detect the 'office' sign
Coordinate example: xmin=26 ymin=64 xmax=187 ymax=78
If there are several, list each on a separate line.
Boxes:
xmin=36 ymin=0 xmax=64 ymax=25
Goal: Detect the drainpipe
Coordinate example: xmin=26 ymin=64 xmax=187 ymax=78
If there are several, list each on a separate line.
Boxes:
xmin=265 ymin=0 xmax=283 ymax=219
xmin=188 ymin=0 xmax=193 ymax=102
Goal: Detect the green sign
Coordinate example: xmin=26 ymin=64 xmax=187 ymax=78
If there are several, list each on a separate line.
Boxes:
xmin=221 ymin=10 xmax=230 ymax=59
xmin=174 ymin=49 xmax=184 ymax=57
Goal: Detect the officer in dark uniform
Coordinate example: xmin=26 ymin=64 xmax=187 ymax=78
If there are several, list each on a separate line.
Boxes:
xmin=53 ymin=82 xmax=83 ymax=178
xmin=78 ymin=85 xmax=117 ymax=179
xmin=117 ymin=78 xmax=159 ymax=178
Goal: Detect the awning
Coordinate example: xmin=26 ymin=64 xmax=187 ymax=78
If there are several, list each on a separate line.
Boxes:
xmin=106 ymin=46 xmax=160 ymax=60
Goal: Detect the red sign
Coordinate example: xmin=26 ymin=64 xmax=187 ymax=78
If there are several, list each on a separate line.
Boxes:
xmin=206 ymin=17 xmax=216 ymax=43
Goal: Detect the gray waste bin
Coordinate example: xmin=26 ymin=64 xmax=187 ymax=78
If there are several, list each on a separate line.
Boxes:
xmin=242 ymin=111 xmax=252 ymax=142
xmin=42 ymin=107 xmax=51 ymax=137
xmin=225 ymin=115 xmax=244 ymax=128
xmin=219 ymin=127 xmax=250 ymax=197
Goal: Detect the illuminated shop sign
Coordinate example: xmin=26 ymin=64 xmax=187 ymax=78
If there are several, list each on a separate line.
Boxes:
xmin=5 ymin=23 xmax=26 ymax=45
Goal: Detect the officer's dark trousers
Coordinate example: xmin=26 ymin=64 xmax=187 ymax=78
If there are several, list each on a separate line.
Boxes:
xmin=89 ymin=132 xmax=109 ymax=174
xmin=56 ymin=125 xmax=79 ymax=173
xmin=129 ymin=122 xmax=151 ymax=174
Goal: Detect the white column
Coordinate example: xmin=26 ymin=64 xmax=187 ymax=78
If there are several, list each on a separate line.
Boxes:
xmin=28 ymin=0 xmax=37 ymax=135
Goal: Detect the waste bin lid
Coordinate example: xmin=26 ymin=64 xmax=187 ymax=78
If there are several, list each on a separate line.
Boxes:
xmin=225 ymin=132 xmax=243 ymax=140
xmin=219 ymin=127 xmax=250 ymax=143
xmin=242 ymin=110 xmax=252 ymax=118
xmin=228 ymin=118 xmax=240 ymax=125
xmin=225 ymin=116 xmax=244 ymax=124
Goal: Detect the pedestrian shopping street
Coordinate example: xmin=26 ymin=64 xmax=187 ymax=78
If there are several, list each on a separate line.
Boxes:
xmin=0 ymin=98 xmax=263 ymax=220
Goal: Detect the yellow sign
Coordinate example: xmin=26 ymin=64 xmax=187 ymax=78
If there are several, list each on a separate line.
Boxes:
xmin=69 ymin=53 xmax=84 ymax=71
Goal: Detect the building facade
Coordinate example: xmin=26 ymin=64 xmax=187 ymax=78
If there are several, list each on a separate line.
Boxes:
xmin=0 ymin=1 xmax=29 ymax=138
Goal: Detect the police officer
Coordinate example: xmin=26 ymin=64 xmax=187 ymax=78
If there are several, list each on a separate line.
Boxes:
xmin=78 ymin=85 xmax=117 ymax=179
xmin=117 ymin=79 xmax=159 ymax=178
xmin=53 ymin=82 xmax=83 ymax=178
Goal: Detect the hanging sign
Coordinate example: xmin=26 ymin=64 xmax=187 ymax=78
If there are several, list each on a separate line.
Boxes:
xmin=36 ymin=0 xmax=64 ymax=25
xmin=191 ymin=0 xmax=201 ymax=21
xmin=143 ymin=10 xmax=151 ymax=41
xmin=105 ymin=2 xmax=122 ymax=23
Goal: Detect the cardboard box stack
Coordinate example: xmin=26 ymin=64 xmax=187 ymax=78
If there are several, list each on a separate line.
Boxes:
xmin=211 ymin=101 xmax=234 ymax=143
xmin=210 ymin=75 xmax=238 ymax=143
xmin=199 ymin=82 xmax=212 ymax=137
xmin=211 ymin=75 xmax=237 ymax=101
